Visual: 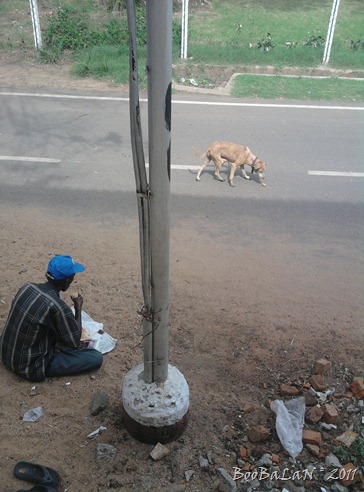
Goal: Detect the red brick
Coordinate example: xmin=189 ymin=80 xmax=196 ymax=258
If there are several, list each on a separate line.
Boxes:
xmin=306 ymin=444 xmax=320 ymax=456
xmin=242 ymin=402 xmax=256 ymax=413
xmin=248 ymin=425 xmax=271 ymax=443
xmin=339 ymin=463 xmax=361 ymax=487
xmin=280 ymin=383 xmax=300 ymax=396
xmin=322 ymin=403 xmax=339 ymax=424
xmin=359 ymin=473 xmax=364 ymax=490
xmin=239 ymin=446 xmax=248 ymax=459
xmin=271 ymin=454 xmax=280 ymax=464
xmin=305 ymin=406 xmax=324 ymax=424
xmin=309 ymin=374 xmax=327 ymax=391
xmin=350 ymin=377 xmax=364 ymax=399
xmin=302 ymin=429 xmax=322 ymax=446
xmin=313 ymin=358 xmax=331 ymax=375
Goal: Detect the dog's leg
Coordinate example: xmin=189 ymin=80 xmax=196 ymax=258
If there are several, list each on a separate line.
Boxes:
xmin=196 ymin=156 xmax=210 ymax=181
xmin=228 ymin=162 xmax=241 ymax=186
xmin=238 ymin=164 xmax=250 ymax=181
xmin=214 ymin=157 xmax=225 ymax=182
xmin=258 ymin=171 xmax=266 ymax=187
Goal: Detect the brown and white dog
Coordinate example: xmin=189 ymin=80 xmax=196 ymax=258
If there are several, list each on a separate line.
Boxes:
xmin=192 ymin=141 xmax=267 ymax=186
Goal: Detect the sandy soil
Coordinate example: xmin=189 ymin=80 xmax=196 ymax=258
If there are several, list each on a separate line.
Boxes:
xmin=0 ymin=53 xmax=363 ymax=492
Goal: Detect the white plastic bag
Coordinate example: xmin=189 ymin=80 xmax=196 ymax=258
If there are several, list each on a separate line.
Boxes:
xmin=270 ymin=396 xmax=305 ymax=459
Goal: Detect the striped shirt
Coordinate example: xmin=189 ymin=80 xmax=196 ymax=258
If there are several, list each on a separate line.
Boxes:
xmin=0 ymin=282 xmax=81 ymax=381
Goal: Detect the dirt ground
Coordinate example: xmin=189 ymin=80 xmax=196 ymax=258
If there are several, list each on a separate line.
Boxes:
xmin=0 ymin=53 xmax=363 ymax=492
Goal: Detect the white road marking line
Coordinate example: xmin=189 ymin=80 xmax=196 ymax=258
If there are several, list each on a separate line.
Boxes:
xmin=146 ymin=163 xmax=204 ymax=170
xmin=0 ymin=92 xmax=362 ymax=111
xmin=0 ymin=156 xmax=61 ymax=163
xmin=308 ymin=171 xmax=364 ymax=177
xmin=173 ymin=101 xmax=364 ymax=111
xmin=171 ymin=164 xmax=201 ymax=170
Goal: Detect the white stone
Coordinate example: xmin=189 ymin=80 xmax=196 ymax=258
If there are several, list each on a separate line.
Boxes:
xmin=122 ymin=363 xmax=189 ymax=427
xmin=150 ymin=442 xmax=170 ymax=460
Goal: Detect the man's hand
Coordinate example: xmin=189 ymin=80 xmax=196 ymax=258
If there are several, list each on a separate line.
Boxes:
xmin=70 ymin=292 xmax=83 ymax=309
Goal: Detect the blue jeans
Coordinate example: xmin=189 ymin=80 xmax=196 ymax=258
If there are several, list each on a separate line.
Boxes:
xmin=46 ymin=347 xmax=103 ymax=378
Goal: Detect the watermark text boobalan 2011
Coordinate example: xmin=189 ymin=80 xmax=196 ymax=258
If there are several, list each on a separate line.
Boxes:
xmin=233 ymin=466 xmax=358 ymax=483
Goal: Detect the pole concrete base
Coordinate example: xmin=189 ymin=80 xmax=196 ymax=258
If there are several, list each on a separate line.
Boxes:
xmin=122 ymin=363 xmax=189 ymax=444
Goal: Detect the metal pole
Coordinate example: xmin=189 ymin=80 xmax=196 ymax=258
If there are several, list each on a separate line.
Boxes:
xmin=29 ymin=0 xmax=43 ymax=51
xmin=181 ymin=0 xmax=185 ymax=59
xmin=323 ymin=0 xmax=341 ymax=64
xmin=123 ymin=0 xmax=189 ymax=444
xmin=181 ymin=0 xmax=189 ymax=59
xmin=146 ymin=0 xmax=172 ymax=383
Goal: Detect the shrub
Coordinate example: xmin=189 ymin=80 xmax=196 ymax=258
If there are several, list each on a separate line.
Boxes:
xmin=257 ymin=33 xmax=274 ymax=52
xmin=351 ymin=39 xmax=364 ymax=50
xmin=43 ymin=7 xmax=91 ymax=51
xmin=304 ymin=33 xmax=325 ymax=48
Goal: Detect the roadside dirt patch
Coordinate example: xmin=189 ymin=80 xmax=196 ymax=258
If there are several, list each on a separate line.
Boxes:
xmin=0 ymin=54 xmax=363 ymax=491
xmin=0 ymin=51 xmax=123 ymax=92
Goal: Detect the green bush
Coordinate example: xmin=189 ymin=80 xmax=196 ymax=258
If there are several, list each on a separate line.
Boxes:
xmin=351 ymin=39 xmax=364 ymax=50
xmin=305 ymin=32 xmax=325 ymax=48
xmin=105 ymin=18 xmax=128 ymax=45
xmin=257 ymin=32 xmax=274 ymax=52
xmin=42 ymin=4 xmax=180 ymax=61
xmin=44 ymin=7 xmax=91 ymax=51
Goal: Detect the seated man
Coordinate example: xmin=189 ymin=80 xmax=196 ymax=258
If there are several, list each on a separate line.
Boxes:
xmin=0 ymin=255 xmax=103 ymax=381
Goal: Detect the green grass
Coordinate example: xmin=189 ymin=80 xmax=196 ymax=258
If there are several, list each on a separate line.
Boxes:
xmin=1 ymin=0 xmax=363 ymax=100
xmin=184 ymin=42 xmax=364 ymax=70
xmin=187 ymin=0 xmax=364 ymax=69
xmin=72 ymin=45 xmax=147 ymax=86
xmin=0 ymin=0 xmax=26 ymax=11
xmin=231 ymin=74 xmax=364 ymax=101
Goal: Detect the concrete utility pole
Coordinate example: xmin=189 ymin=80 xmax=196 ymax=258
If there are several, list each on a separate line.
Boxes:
xmin=29 ymin=0 xmax=42 ymax=51
xmin=181 ymin=0 xmax=189 ymax=59
xmin=123 ymin=0 xmax=189 ymax=445
xmin=323 ymin=0 xmax=341 ymax=64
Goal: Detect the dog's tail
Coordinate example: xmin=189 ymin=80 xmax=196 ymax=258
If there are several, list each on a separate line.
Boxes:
xmin=192 ymin=147 xmax=207 ymax=160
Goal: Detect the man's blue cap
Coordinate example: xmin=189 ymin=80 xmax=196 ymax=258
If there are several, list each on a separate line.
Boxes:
xmin=47 ymin=255 xmax=85 ymax=281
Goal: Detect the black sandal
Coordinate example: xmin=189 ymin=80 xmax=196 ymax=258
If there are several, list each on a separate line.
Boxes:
xmin=14 ymin=461 xmax=61 ymax=488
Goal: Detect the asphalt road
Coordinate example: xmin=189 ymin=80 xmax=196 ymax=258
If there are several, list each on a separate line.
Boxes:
xmin=0 ymin=90 xmax=362 ymax=226
xmin=0 ymin=88 xmax=363 ymax=343
xmin=0 ymin=90 xmax=363 ymax=197
xmin=0 ymin=88 xmax=363 ymax=264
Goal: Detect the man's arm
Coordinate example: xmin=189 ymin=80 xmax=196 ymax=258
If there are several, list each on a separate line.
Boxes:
xmin=70 ymin=292 xmax=83 ymax=327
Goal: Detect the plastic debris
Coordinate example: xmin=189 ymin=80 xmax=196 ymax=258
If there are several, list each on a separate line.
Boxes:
xmin=29 ymin=385 xmax=37 ymax=396
xmin=87 ymin=426 xmax=107 ymax=438
xmin=320 ymin=422 xmax=337 ymax=431
xmin=309 ymin=387 xmax=335 ymax=403
xmin=23 ymin=406 xmax=43 ymax=422
xmin=270 ymin=397 xmax=305 ymax=459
